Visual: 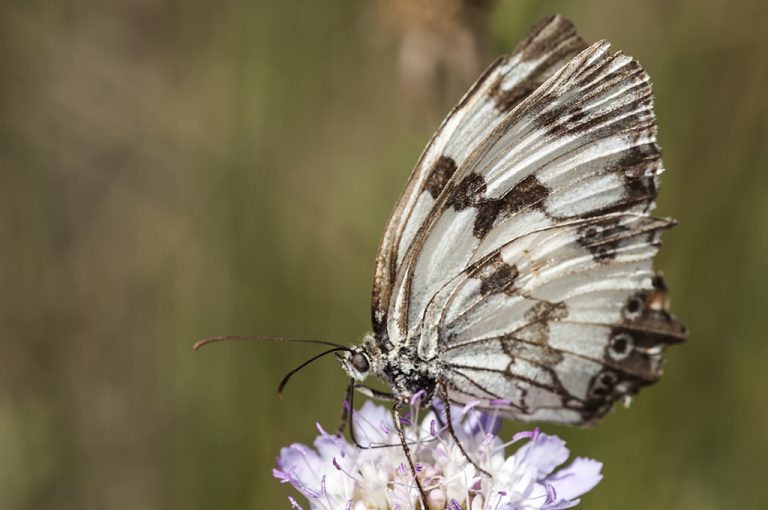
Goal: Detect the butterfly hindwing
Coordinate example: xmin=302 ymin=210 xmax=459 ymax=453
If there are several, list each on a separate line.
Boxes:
xmin=421 ymin=215 xmax=684 ymax=423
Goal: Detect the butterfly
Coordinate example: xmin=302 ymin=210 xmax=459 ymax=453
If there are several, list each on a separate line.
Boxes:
xmin=335 ymin=12 xmax=687 ymax=423
xmin=197 ymin=13 xmax=686 ymax=504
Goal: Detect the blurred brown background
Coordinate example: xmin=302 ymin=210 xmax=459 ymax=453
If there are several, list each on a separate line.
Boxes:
xmin=2 ymin=0 xmax=767 ymax=509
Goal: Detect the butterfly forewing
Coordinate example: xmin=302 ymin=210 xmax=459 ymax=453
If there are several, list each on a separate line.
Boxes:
xmin=371 ymin=17 xmax=686 ymax=425
xmin=372 ymin=15 xmax=588 ymax=349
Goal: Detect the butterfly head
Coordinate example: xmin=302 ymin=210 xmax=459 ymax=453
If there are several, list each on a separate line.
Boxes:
xmin=337 ymin=333 xmax=380 ymax=382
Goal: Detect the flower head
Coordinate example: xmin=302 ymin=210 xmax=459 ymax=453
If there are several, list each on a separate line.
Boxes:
xmin=274 ymin=400 xmax=602 ymax=509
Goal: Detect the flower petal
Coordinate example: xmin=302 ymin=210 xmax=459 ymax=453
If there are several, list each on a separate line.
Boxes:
xmin=276 ymin=443 xmax=323 ymax=488
xmin=517 ymin=433 xmax=570 ymax=478
xmin=352 ymin=400 xmax=394 ymax=445
xmin=545 ymin=457 xmax=603 ymax=501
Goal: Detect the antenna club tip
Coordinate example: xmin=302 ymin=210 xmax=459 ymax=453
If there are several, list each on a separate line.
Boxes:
xmin=192 ymin=340 xmax=206 ymax=351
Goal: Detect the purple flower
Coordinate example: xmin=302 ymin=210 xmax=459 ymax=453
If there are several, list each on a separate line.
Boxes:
xmin=274 ymin=400 xmax=602 ymax=509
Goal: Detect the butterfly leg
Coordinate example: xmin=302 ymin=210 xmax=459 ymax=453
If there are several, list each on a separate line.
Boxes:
xmin=439 ymin=382 xmax=492 ymax=478
xmin=342 ymin=382 xmax=427 ymax=451
xmin=392 ymin=400 xmax=429 ymax=510
xmin=336 ymin=378 xmax=355 ymax=436
xmin=340 ymin=379 xmax=396 ymax=449
xmin=337 ymin=377 xmax=373 ymax=450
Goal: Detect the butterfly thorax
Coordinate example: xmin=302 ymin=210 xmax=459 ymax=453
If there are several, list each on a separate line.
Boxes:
xmin=379 ymin=345 xmax=438 ymax=402
xmin=339 ymin=332 xmax=438 ymax=403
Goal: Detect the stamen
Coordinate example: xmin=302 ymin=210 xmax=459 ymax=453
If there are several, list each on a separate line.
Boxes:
xmin=301 ymin=486 xmax=321 ymax=499
xmin=330 ymin=456 xmax=366 ymax=488
xmin=430 ymin=419 xmax=437 ymax=438
xmin=450 ymin=498 xmax=462 ymax=510
xmin=462 ymin=400 xmax=481 ymax=414
xmin=272 ymin=468 xmax=292 ymax=484
xmin=512 ymin=427 xmax=541 ymax=443
xmin=288 ymin=496 xmax=304 ymax=510
xmin=410 ymin=389 xmax=426 ymax=407
xmin=545 ymin=483 xmax=557 ymax=504
xmin=493 ymin=491 xmax=506 ymax=510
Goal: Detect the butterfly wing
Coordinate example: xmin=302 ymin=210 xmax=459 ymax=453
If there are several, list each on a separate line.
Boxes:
xmin=371 ymin=15 xmax=588 ymax=350
xmin=384 ymin=36 xmax=686 ymax=424
xmin=425 ymin=215 xmax=686 ymax=424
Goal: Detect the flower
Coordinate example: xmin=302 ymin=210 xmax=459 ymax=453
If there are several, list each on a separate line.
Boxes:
xmin=273 ymin=400 xmax=602 ymax=510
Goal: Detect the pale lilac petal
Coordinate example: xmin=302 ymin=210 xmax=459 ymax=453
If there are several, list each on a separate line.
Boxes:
xmin=544 ymin=457 xmax=603 ymax=501
xmin=517 ymin=433 xmax=570 ymax=478
xmin=276 ymin=443 xmax=323 ymax=486
xmin=352 ymin=400 xmax=393 ymax=444
xmin=313 ymin=434 xmax=348 ymax=461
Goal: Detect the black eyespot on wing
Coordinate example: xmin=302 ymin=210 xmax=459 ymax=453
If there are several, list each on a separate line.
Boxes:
xmin=576 ymin=218 xmax=629 ymax=262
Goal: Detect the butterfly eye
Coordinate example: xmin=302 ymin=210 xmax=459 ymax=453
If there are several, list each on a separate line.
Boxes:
xmin=351 ymin=352 xmax=370 ymax=373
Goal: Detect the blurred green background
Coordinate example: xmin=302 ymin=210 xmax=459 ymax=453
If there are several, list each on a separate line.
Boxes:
xmin=2 ymin=0 xmax=767 ymax=509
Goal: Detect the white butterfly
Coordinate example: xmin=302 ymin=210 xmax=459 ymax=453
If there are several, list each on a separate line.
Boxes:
xmin=198 ymin=14 xmax=686 ymax=504
xmin=336 ymin=14 xmax=686 ymax=426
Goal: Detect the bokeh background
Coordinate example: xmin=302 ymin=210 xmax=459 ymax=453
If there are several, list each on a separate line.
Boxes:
xmin=2 ymin=0 xmax=767 ymax=509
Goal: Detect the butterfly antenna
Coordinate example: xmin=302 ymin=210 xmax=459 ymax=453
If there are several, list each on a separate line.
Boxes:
xmin=192 ymin=335 xmax=348 ymax=351
xmin=277 ymin=347 xmax=350 ymax=399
